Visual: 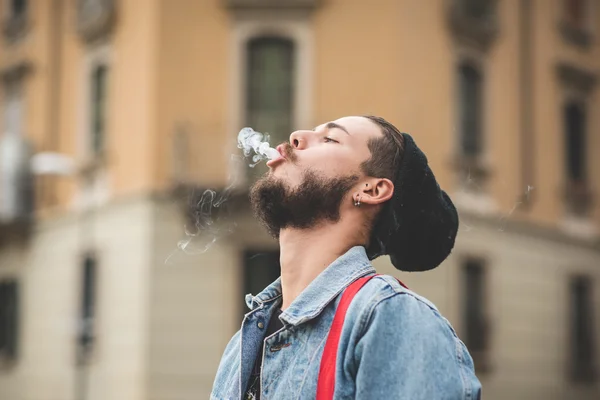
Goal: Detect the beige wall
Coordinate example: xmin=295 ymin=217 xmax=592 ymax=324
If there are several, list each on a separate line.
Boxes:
xmin=2 ymin=0 xmax=598 ymax=230
xmin=147 ymin=198 xmax=244 ymax=399
xmin=376 ymin=215 xmax=600 ymax=400
xmin=311 ymin=0 xmax=600 ymax=232
xmin=1 ymin=0 xmax=163 ymax=212
xmin=530 ymin=0 xmax=600 ymax=227
xmin=1 ymin=194 xmax=599 ymax=400
xmin=1 ymin=1 xmax=600 ymax=399
xmin=0 ymin=196 xmax=155 ymax=400
xmin=154 ymin=0 xmax=230 ymax=190
xmin=314 ymin=0 xmax=456 ymax=196
xmin=101 ymin=0 xmax=160 ymax=198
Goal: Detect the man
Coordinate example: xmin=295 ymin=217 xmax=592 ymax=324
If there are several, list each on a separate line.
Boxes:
xmin=211 ymin=116 xmax=481 ymax=399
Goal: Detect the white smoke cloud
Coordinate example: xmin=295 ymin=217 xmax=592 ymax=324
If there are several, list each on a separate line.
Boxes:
xmin=237 ymin=127 xmax=279 ymax=167
xmin=166 ymin=127 xmax=278 ymax=263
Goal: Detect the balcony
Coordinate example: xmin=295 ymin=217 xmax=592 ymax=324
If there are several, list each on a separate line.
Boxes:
xmin=0 ymin=135 xmax=34 ymax=243
xmin=564 ymin=180 xmax=594 ymax=217
xmin=559 ymin=21 xmax=592 ymax=48
xmin=2 ymin=9 xmax=28 ymax=43
xmin=556 ymin=63 xmax=596 ymax=95
xmin=224 ymin=0 xmax=320 ymax=11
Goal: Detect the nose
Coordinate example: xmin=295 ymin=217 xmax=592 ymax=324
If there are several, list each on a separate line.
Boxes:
xmin=289 ymin=130 xmax=310 ymax=150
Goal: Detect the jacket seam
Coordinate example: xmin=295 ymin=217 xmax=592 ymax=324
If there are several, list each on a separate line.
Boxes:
xmin=306 ymin=264 xmax=372 ymax=319
xmin=456 ymin=340 xmax=473 ymax=400
xmin=356 ymin=290 xmax=403 ymax=339
xmin=260 ymin=325 xmax=288 ymax=394
xmin=295 ymin=333 xmax=329 ymax=400
xmin=239 ymin=303 xmax=265 ymax=398
xmin=357 ymin=288 xmax=473 ymax=400
xmin=355 ymin=275 xmax=409 ymax=337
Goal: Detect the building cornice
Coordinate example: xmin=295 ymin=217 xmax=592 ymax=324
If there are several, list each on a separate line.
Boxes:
xmin=459 ymin=210 xmax=599 ymax=252
xmin=224 ymin=0 xmax=320 ymax=12
xmin=556 ymin=63 xmax=597 ymax=94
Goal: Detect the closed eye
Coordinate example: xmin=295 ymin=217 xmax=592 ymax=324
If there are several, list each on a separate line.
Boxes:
xmin=324 ymin=137 xmax=339 ymax=143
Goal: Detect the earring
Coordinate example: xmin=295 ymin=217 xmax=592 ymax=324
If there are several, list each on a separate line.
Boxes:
xmin=354 ymin=195 xmax=361 ymax=207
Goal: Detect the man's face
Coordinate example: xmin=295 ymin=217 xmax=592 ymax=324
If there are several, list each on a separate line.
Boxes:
xmin=267 ymin=116 xmax=381 ymax=187
xmin=249 ymin=116 xmax=383 ymax=237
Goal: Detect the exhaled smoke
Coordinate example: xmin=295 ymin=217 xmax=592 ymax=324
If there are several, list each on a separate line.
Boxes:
xmin=165 ymin=154 xmax=242 ymax=264
xmin=237 ymin=127 xmax=279 ymax=167
xmin=166 ymin=127 xmax=278 ymax=264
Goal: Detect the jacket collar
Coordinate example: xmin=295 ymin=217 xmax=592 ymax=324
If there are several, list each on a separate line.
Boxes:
xmin=245 ymin=246 xmax=375 ymax=326
xmin=244 ymin=277 xmax=283 ymax=311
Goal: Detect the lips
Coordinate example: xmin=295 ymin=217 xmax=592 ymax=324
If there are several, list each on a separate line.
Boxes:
xmin=266 ymin=145 xmax=287 ymax=168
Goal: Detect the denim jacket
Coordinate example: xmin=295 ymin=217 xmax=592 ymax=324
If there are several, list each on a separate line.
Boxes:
xmin=211 ymin=246 xmax=481 ymax=399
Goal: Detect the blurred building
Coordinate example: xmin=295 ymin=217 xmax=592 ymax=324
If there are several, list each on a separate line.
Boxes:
xmin=0 ymin=0 xmax=599 ymax=399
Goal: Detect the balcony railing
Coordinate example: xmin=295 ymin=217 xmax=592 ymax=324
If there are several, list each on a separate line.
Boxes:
xmin=2 ymin=10 xmax=28 ymax=42
xmin=564 ymin=180 xmax=594 ymax=217
xmin=224 ymin=0 xmax=320 ymax=11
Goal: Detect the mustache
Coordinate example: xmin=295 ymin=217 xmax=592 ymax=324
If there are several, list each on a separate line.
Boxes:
xmin=280 ymin=142 xmax=297 ymax=162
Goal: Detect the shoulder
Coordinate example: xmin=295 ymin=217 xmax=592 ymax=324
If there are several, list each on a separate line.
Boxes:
xmin=348 ymin=274 xmax=457 ymax=340
xmin=211 ymin=329 xmax=242 ymax=398
xmin=343 ymin=275 xmax=482 ymax=399
xmin=352 ymin=274 xmax=442 ymax=318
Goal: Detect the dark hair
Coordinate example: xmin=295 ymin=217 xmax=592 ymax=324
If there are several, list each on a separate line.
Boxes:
xmin=358 ymin=116 xmax=459 ymax=272
xmin=359 ymin=115 xmax=405 ymax=251
xmin=360 ymin=115 xmax=405 ymax=182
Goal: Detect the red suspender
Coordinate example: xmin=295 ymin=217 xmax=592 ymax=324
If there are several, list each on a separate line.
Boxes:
xmin=316 ymin=275 xmax=375 ymax=400
xmin=316 ymin=274 xmax=408 ymax=400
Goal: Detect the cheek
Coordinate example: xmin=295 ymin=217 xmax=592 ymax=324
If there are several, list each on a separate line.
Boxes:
xmin=300 ymin=154 xmax=360 ymax=177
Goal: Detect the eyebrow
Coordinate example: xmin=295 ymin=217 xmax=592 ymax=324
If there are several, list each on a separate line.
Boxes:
xmin=322 ymin=122 xmax=350 ymax=135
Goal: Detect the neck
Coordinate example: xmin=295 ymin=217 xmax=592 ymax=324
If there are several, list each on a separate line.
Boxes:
xmin=278 ymin=217 xmax=364 ymax=310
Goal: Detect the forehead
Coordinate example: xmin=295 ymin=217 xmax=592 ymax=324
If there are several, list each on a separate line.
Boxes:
xmin=330 ymin=116 xmax=382 ymax=143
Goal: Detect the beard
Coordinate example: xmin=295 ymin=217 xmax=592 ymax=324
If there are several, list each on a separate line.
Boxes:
xmin=249 ymin=169 xmax=359 ymax=238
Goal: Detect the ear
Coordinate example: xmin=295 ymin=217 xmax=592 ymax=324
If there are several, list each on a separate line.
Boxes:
xmin=356 ymin=178 xmax=394 ymax=206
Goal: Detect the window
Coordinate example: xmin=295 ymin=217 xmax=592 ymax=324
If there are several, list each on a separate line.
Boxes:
xmin=0 ymin=280 xmax=19 ymax=362
xmin=460 ymin=0 xmax=494 ymax=19
xmin=9 ymin=0 xmax=27 ymax=17
xmin=564 ymin=102 xmax=587 ymax=183
xmin=454 ymin=61 xmax=490 ymax=191
xmin=2 ymin=0 xmax=28 ymax=40
xmin=246 ymin=38 xmax=294 ymax=141
xmin=1 ymin=78 xmax=32 ymax=223
xmin=563 ymin=101 xmax=591 ymax=215
xmin=77 ymin=254 xmax=97 ymax=362
xmin=76 ymin=46 xmax=112 ymax=207
xmin=89 ymin=65 xmax=108 ymax=156
xmin=560 ymin=0 xmax=593 ymax=47
xmin=3 ymin=80 xmax=24 ymax=136
xmin=245 ymin=37 xmax=295 ymax=178
xmin=242 ymin=250 xmax=280 ymax=319
xmin=458 ymin=63 xmax=483 ymax=159
xmin=569 ymin=276 xmax=596 ymax=383
xmin=462 ymin=259 xmax=490 ymax=372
